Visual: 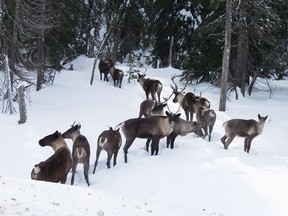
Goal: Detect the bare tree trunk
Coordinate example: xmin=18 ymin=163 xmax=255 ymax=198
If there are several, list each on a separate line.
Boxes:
xmin=36 ymin=31 xmax=45 ymax=91
xmin=234 ymin=0 xmax=248 ymax=97
xmin=17 ymin=84 xmax=27 ymax=124
xmin=90 ymin=28 xmax=112 ymax=85
xmin=9 ymin=0 xmax=20 ymax=78
xmin=219 ymin=0 xmax=232 ymax=112
xmin=248 ymin=70 xmax=259 ymax=96
xmin=2 ymin=55 xmax=15 ymax=114
xmin=168 ymin=36 xmax=174 ymax=67
xmin=87 ymin=34 xmax=95 ymax=58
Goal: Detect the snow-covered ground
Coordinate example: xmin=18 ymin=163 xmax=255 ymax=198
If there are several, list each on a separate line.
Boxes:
xmin=1 ymin=55 xmax=288 ymax=216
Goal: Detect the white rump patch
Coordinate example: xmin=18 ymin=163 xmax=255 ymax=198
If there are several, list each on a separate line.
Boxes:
xmin=76 ymin=148 xmax=86 ymax=159
xmin=33 ymin=165 xmax=41 ymax=174
xmin=99 ymin=137 xmax=107 ymax=147
xmin=209 ymin=111 xmax=215 ymax=117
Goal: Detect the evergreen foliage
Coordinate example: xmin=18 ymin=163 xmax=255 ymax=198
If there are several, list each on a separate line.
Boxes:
xmin=0 ymin=0 xmax=287 ymax=93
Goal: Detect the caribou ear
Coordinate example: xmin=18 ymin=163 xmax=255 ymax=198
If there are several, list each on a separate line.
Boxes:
xmin=176 ymin=113 xmax=181 ymax=118
xmin=264 ymin=115 xmax=268 ymax=121
xmin=258 ymin=114 xmax=261 ymax=119
xmin=165 ymin=111 xmax=170 ymax=116
xmin=77 ymin=124 xmax=81 ymax=129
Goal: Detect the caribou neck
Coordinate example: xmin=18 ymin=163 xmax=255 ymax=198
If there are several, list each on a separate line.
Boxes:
xmin=72 ymin=130 xmax=81 ymax=142
xmin=51 ymin=138 xmax=68 ymax=152
xmin=177 ymin=93 xmax=185 ymax=104
xmin=257 ymin=120 xmax=265 ymax=134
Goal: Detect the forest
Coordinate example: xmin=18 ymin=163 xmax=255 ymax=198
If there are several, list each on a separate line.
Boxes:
xmin=0 ymin=0 xmax=287 ymax=98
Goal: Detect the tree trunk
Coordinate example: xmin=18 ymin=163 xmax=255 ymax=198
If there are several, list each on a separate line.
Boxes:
xmin=90 ymin=28 xmax=112 ymax=85
xmin=234 ymin=0 xmax=248 ymax=97
xmin=3 ymin=55 xmax=15 ymax=114
xmin=168 ymin=36 xmax=174 ymax=67
xmin=36 ymin=32 xmax=46 ymax=91
xmin=17 ymin=85 xmax=27 ymax=124
xmin=87 ymin=34 xmax=95 ymax=58
xmin=219 ymin=0 xmax=232 ymax=112
xmin=9 ymin=0 xmax=20 ymax=77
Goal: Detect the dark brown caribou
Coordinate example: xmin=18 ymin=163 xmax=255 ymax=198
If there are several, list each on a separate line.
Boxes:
xmin=166 ymin=75 xmax=210 ymax=122
xmin=98 ymin=59 xmax=113 ymax=81
xmin=109 ymin=66 xmax=124 ymax=88
xmin=31 ymin=131 xmax=72 ymax=184
xmin=137 ymin=73 xmax=163 ymax=102
xmin=63 ymin=123 xmax=91 ymax=186
xmin=116 ymin=111 xmax=178 ymax=163
xmin=221 ymin=114 xmax=268 ymax=153
xmin=93 ymin=127 xmax=122 ymax=173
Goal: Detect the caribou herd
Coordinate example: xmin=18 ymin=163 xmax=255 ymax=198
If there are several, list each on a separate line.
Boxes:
xmin=31 ymin=59 xmax=268 ymax=185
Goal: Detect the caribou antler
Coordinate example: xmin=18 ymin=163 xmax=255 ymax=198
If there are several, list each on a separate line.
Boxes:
xmin=70 ymin=121 xmax=76 ymax=127
xmin=170 ymin=74 xmax=178 ymax=92
xmin=70 ymin=121 xmax=81 ymax=128
xmin=181 ymin=78 xmax=189 ymax=93
xmin=162 ymin=93 xmax=173 ymax=102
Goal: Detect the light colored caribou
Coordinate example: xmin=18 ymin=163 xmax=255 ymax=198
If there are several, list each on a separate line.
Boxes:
xmin=31 ymin=131 xmax=72 ymax=184
xmin=221 ymin=114 xmax=268 ymax=153
xmin=63 ymin=123 xmax=91 ymax=186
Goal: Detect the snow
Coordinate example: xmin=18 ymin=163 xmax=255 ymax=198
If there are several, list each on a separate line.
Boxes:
xmin=1 ymin=55 xmax=288 ymax=216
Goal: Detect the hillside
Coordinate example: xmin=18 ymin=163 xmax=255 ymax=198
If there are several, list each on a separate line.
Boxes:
xmin=0 ymin=55 xmax=288 ymax=216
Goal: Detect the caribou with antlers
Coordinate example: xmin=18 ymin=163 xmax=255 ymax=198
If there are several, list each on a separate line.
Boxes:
xmin=165 ymin=74 xmax=211 ymax=122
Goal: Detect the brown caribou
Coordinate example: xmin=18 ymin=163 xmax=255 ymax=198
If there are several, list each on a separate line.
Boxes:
xmin=116 ymin=111 xmax=178 ymax=163
xmin=63 ymin=123 xmax=91 ymax=186
xmin=192 ymin=98 xmax=216 ymax=142
xmin=137 ymin=73 xmax=163 ymax=102
xmin=166 ymin=74 xmax=210 ymax=122
xmin=221 ymin=114 xmax=268 ymax=153
xmin=31 ymin=131 xmax=72 ymax=184
xmin=93 ymin=127 xmax=122 ymax=173
xmin=109 ymin=66 xmax=124 ymax=88
xmin=138 ymin=99 xmax=167 ymax=118
xmin=166 ymin=114 xmax=204 ymax=149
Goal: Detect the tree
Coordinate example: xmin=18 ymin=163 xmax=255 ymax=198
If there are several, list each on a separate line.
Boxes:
xmin=219 ymin=0 xmax=232 ymax=112
xmin=233 ymin=0 xmax=248 ymax=97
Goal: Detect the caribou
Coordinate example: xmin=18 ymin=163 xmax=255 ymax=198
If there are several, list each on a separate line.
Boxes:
xmin=137 ymin=73 xmax=163 ymax=102
xmin=98 ymin=59 xmax=113 ymax=81
xmin=138 ymin=99 xmax=167 ymax=118
xmin=93 ymin=127 xmax=122 ymax=173
xmin=166 ymin=74 xmax=210 ymax=122
xmin=116 ymin=111 xmax=178 ymax=163
xmin=63 ymin=123 xmax=91 ymax=186
xmin=109 ymin=62 xmax=124 ymax=88
xmin=166 ymin=114 xmax=204 ymax=149
xmin=31 ymin=131 xmax=72 ymax=184
xmin=192 ymin=98 xmax=216 ymax=142
xmin=221 ymin=114 xmax=268 ymax=153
